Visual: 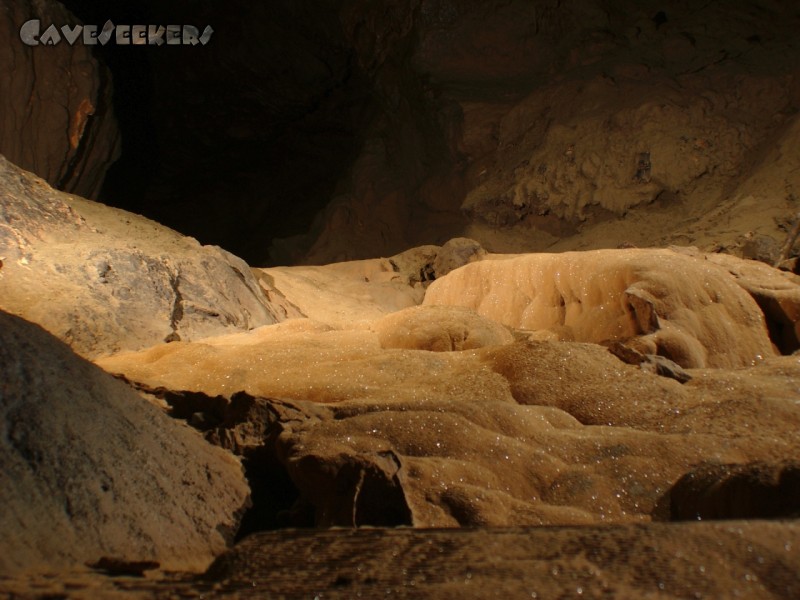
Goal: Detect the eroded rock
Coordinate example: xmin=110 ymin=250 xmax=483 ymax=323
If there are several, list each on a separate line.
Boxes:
xmin=371 ymin=305 xmax=513 ymax=351
xmin=97 ymin=323 xmax=800 ymax=530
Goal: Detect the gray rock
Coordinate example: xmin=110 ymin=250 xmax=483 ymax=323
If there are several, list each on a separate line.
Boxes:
xmin=0 ymin=156 xmax=278 ymax=358
xmin=432 ymin=238 xmax=486 ymax=279
xmin=0 ymin=310 xmax=250 ymax=574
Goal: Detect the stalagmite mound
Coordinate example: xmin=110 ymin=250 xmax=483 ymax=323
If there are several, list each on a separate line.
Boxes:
xmin=0 ymin=310 xmax=250 ymax=575
xmin=424 ymin=249 xmax=776 ymax=368
xmin=371 ymin=305 xmax=514 ymax=351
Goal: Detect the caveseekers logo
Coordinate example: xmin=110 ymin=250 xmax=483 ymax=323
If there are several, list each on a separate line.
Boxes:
xmin=20 ymin=19 xmax=213 ymax=46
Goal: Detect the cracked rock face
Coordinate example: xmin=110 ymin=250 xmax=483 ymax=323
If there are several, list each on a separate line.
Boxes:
xmin=0 ymin=0 xmax=120 ymax=199
xmin=0 ymin=156 xmax=277 ymax=358
xmin=0 ymin=310 xmax=250 ymax=574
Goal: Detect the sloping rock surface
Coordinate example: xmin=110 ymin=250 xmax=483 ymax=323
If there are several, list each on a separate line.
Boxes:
xmin=0 ymin=156 xmax=277 ymax=358
xmin=672 ymin=246 xmax=800 ymax=354
xmin=0 ymin=310 xmax=250 ymax=575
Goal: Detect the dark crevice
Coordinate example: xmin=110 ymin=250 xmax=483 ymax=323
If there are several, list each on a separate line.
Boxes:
xmin=165 ymin=270 xmax=184 ymax=343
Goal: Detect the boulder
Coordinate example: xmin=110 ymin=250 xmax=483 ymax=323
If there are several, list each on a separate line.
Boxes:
xmin=0 ymin=156 xmax=277 ymax=358
xmin=431 ymin=238 xmax=486 ymax=279
xmin=0 ymin=310 xmax=250 ymax=574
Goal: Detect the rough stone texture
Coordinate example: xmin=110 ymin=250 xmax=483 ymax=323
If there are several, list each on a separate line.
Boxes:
xmin=431 ymin=237 xmax=486 ymax=279
xmin=289 ymin=0 xmax=800 ymax=264
xmin=424 ymin=248 xmax=776 ymax=368
xmin=203 ymin=523 xmax=800 ymax=599
xmin=41 ymin=1 xmax=800 ymax=266
xmin=0 ymin=156 xmax=277 ymax=357
xmin=0 ymin=310 xmax=250 ymax=575
xmin=2 ymin=522 xmax=799 ymax=598
xmin=0 ymin=0 xmax=120 ymax=199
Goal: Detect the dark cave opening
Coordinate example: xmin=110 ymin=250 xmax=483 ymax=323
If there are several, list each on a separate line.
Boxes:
xmin=58 ymin=0 xmax=160 ymax=210
xmin=59 ymin=0 xmax=375 ymax=266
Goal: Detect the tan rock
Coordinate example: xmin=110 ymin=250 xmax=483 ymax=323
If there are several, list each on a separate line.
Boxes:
xmin=672 ymin=247 xmax=800 ymax=354
xmin=424 ymin=249 xmax=775 ymax=368
xmin=371 ymin=305 xmax=513 ymax=351
xmin=256 ymin=256 xmax=423 ymax=328
xmin=97 ymin=326 xmax=800 ymax=530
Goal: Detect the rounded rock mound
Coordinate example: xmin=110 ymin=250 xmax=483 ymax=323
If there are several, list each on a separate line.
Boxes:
xmin=0 ymin=310 xmax=250 ymax=575
xmin=371 ymin=305 xmax=514 ymax=351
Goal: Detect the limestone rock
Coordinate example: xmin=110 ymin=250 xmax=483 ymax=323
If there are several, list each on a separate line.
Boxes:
xmin=0 ymin=1 xmax=120 ymax=199
xmin=201 ymin=523 xmax=800 ymax=599
xmin=286 ymin=0 xmax=800 ymax=264
xmin=424 ymin=249 xmax=775 ymax=368
xmin=0 ymin=310 xmax=250 ymax=574
xmin=672 ymin=247 xmax=800 ymax=354
xmin=97 ymin=325 xmax=800 ymax=530
xmin=0 ymin=157 xmax=277 ymax=358
xmin=371 ymin=305 xmax=513 ymax=351
xmin=255 ymin=255 xmax=425 ymax=328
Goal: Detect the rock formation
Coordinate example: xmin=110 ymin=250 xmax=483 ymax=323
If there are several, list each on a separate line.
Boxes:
xmin=96 ymin=306 xmax=800 ymax=530
xmin=290 ymin=0 xmax=800 ymax=265
xmin=0 ymin=157 xmax=277 ymax=358
xmin=1 ymin=1 xmax=800 ymax=595
xmin=0 ymin=310 xmax=250 ymax=574
xmin=424 ymin=249 xmax=775 ymax=368
xmin=0 ymin=0 xmax=120 ymax=199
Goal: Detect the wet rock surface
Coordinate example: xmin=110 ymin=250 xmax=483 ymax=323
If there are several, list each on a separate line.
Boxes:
xmin=424 ymin=249 xmax=776 ymax=368
xmin=98 ymin=327 xmax=800 ymax=531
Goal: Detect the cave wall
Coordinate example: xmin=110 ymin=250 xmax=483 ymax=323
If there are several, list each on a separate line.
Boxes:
xmin=298 ymin=0 xmax=800 ymax=263
xmin=0 ymin=0 xmax=120 ymax=199
xmin=24 ymin=0 xmax=800 ymax=265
